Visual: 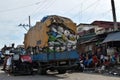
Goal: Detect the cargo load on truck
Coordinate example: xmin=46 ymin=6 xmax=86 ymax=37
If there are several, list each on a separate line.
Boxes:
xmin=23 ymin=15 xmax=83 ymax=75
xmin=24 ymin=15 xmax=77 ymax=53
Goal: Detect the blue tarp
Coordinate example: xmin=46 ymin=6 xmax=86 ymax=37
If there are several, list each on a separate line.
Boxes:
xmin=102 ymin=32 xmax=120 ymax=43
xmin=41 ymin=16 xmax=49 ymax=22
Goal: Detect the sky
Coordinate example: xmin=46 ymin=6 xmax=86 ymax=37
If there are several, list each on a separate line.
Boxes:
xmin=0 ymin=0 xmax=120 ymax=49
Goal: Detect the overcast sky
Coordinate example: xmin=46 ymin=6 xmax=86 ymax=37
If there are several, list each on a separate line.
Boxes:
xmin=0 ymin=0 xmax=120 ymax=49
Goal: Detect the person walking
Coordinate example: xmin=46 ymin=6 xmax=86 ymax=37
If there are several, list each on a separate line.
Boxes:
xmin=6 ymin=54 xmax=12 ymax=76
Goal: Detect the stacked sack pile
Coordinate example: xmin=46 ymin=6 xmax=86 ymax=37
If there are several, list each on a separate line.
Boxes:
xmin=24 ymin=15 xmax=77 ymax=53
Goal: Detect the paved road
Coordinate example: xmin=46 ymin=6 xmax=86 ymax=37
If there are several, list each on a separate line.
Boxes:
xmin=0 ymin=69 xmax=120 ymax=80
xmin=0 ymin=66 xmax=120 ymax=80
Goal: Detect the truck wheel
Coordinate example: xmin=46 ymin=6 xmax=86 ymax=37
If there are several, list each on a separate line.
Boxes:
xmin=11 ymin=68 xmax=19 ymax=76
xmin=79 ymin=63 xmax=84 ymax=72
xmin=26 ymin=63 xmax=33 ymax=75
xmin=58 ymin=70 xmax=66 ymax=74
xmin=38 ymin=67 xmax=46 ymax=75
xmin=49 ymin=68 xmax=55 ymax=72
xmin=10 ymin=65 xmax=18 ymax=76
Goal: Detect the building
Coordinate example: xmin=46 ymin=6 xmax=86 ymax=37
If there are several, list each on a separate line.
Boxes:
xmin=92 ymin=21 xmax=120 ymax=35
xmin=77 ymin=21 xmax=120 ymax=55
xmin=77 ymin=23 xmax=97 ymax=54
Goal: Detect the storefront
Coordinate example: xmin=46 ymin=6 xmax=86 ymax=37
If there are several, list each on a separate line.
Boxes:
xmin=102 ymin=31 xmax=120 ymax=64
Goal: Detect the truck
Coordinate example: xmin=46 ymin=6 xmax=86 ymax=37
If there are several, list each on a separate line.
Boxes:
xmin=23 ymin=15 xmax=83 ymax=74
xmin=31 ymin=50 xmax=81 ymax=74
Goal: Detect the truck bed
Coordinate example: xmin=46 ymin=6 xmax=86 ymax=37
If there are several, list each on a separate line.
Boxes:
xmin=31 ymin=50 xmax=79 ymax=62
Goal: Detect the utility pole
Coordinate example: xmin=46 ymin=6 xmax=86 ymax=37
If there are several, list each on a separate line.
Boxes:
xmin=29 ymin=16 xmax=31 ymax=28
xmin=111 ymin=0 xmax=118 ymax=31
xmin=18 ymin=16 xmax=31 ymax=31
xmin=18 ymin=24 xmax=29 ymax=31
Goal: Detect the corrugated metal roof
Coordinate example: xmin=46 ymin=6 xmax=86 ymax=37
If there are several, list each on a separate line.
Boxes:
xmin=78 ymin=33 xmax=96 ymax=44
xmin=92 ymin=21 xmax=120 ymax=29
xmin=102 ymin=32 xmax=120 ymax=43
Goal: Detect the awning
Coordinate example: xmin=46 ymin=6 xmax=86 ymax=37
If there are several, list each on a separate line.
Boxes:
xmin=78 ymin=33 xmax=96 ymax=44
xmin=102 ymin=32 xmax=120 ymax=43
xmin=80 ymin=37 xmax=98 ymax=44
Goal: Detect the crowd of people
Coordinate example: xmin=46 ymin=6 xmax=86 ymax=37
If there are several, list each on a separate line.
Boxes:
xmin=79 ymin=46 xmax=119 ymax=71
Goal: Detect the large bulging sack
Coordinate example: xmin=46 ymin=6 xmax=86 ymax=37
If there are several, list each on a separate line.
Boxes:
xmin=24 ymin=15 xmax=77 ymax=52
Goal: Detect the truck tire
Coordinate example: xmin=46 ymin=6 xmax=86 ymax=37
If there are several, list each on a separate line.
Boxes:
xmin=11 ymin=67 xmax=19 ymax=76
xmin=38 ymin=67 xmax=46 ymax=75
xmin=26 ymin=63 xmax=33 ymax=75
xmin=37 ymin=62 xmax=46 ymax=75
xmin=76 ymin=63 xmax=84 ymax=72
xmin=58 ymin=70 xmax=66 ymax=74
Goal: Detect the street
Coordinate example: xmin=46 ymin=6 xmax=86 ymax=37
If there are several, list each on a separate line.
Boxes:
xmin=0 ymin=67 xmax=120 ymax=80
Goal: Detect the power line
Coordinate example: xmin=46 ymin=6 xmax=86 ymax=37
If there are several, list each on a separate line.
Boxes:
xmin=38 ymin=0 xmax=56 ymax=14
xmin=62 ymin=0 xmax=85 ymax=15
xmin=0 ymin=0 xmax=56 ymax=28
xmin=82 ymin=0 xmax=101 ymax=13
xmin=31 ymin=0 xmax=51 ymax=19
xmin=81 ymin=0 xmax=102 ymax=22
xmin=0 ymin=1 xmax=43 ymax=13
xmin=84 ymin=0 xmax=119 ymax=22
xmin=73 ymin=0 xmax=102 ymax=19
xmin=30 ymin=0 xmax=47 ymax=16
xmin=86 ymin=9 xmax=112 ymax=22
xmin=31 ymin=0 xmax=56 ymax=19
xmin=69 ymin=0 xmax=104 ymax=24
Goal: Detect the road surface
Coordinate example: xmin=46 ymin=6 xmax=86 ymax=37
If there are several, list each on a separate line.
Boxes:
xmin=0 ymin=68 xmax=120 ymax=80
